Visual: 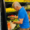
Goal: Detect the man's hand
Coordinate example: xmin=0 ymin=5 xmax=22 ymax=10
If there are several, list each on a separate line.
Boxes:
xmin=12 ymin=18 xmax=23 ymax=24
xmin=12 ymin=21 xmax=16 ymax=24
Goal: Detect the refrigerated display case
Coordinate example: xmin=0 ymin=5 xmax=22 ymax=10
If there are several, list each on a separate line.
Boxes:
xmin=5 ymin=1 xmax=30 ymax=30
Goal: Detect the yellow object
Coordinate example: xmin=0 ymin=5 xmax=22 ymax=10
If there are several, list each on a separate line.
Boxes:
xmin=12 ymin=0 xmax=15 ymax=2
xmin=5 ymin=0 xmax=30 ymax=2
xmin=24 ymin=0 xmax=30 ymax=2
xmin=5 ymin=0 xmax=7 ymax=1
xmin=5 ymin=0 xmax=12 ymax=2
xmin=17 ymin=0 xmax=24 ymax=2
xmin=6 ymin=8 xmax=16 ymax=13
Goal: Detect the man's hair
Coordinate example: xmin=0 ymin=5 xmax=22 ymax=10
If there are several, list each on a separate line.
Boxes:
xmin=12 ymin=2 xmax=21 ymax=8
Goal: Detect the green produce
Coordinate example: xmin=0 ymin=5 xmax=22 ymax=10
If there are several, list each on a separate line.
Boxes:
xmin=7 ymin=19 xmax=20 ymax=30
xmin=28 ymin=13 xmax=30 ymax=16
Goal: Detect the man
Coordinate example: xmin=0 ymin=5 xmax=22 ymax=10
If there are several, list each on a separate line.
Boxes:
xmin=12 ymin=2 xmax=29 ymax=30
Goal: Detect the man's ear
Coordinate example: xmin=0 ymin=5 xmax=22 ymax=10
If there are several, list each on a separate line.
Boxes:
xmin=16 ymin=6 xmax=18 ymax=8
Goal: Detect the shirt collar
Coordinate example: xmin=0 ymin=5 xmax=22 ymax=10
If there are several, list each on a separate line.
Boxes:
xmin=18 ymin=7 xmax=23 ymax=12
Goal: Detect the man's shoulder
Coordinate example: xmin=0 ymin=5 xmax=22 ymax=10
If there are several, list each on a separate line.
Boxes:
xmin=20 ymin=7 xmax=25 ymax=11
xmin=19 ymin=7 xmax=26 ymax=13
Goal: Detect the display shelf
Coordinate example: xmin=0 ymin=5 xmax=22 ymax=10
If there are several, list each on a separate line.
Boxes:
xmin=5 ymin=8 xmax=17 ymax=13
xmin=5 ymin=2 xmax=27 ymax=7
xmin=6 ymin=8 xmax=30 ymax=13
xmin=5 ymin=0 xmax=30 ymax=2
xmin=6 ymin=12 xmax=18 ymax=15
xmin=26 ymin=9 xmax=30 ymax=11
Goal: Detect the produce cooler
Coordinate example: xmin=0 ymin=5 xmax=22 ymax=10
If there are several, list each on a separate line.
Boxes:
xmin=5 ymin=1 xmax=30 ymax=30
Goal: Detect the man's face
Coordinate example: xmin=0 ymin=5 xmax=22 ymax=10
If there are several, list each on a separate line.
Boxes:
xmin=13 ymin=6 xmax=19 ymax=11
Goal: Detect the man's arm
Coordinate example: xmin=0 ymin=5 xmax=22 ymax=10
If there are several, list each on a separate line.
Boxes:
xmin=13 ymin=18 xmax=23 ymax=24
xmin=15 ymin=16 xmax=18 ymax=19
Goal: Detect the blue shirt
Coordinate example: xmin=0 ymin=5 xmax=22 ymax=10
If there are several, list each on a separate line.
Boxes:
xmin=18 ymin=7 xmax=29 ymax=29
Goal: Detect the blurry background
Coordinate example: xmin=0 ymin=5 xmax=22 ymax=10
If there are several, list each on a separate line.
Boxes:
xmin=4 ymin=0 xmax=30 ymax=30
